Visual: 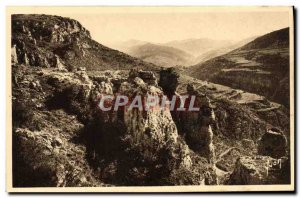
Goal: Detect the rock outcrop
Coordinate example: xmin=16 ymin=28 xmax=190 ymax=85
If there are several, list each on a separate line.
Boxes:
xmin=119 ymin=74 xmax=192 ymax=169
xmin=12 ymin=65 xmax=217 ymax=186
xmin=158 ymin=67 xmax=179 ymax=98
xmin=226 ymin=155 xmax=290 ymax=185
xmin=14 ymin=125 xmax=102 ymax=187
xmin=11 ymin=63 xmax=291 ymax=186
xmin=128 ymin=68 xmax=158 ymax=86
xmin=176 ymin=73 xmax=290 ymax=184
xmin=258 ymin=128 xmax=287 ymax=158
xmin=83 ymin=69 xmax=216 ymax=185
xmin=11 ymin=14 xmax=158 ymax=71
xmin=12 ymin=14 xmax=90 ymax=68
xmin=180 ymin=84 xmax=216 ymax=163
xmin=159 ymin=69 xmax=216 ymax=164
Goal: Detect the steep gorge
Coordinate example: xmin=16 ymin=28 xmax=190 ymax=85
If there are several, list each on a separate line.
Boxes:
xmin=11 ymin=14 xmax=291 ymax=187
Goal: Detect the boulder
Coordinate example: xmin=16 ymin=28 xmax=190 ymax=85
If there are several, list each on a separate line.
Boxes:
xmin=128 ymin=69 xmax=158 ymax=86
xmin=258 ymin=128 xmax=287 ymax=158
xmin=138 ymin=71 xmax=157 ymax=86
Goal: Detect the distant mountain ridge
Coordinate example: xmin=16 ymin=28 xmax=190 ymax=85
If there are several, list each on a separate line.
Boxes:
xmin=165 ymin=38 xmax=234 ymax=57
xmin=127 ymin=43 xmax=194 ymax=67
xmin=108 ymin=37 xmax=259 ymax=67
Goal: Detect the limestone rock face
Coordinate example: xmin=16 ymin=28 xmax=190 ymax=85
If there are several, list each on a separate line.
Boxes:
xmin=128 ymin=69 xmax=158 ymax=86
xmin=159 ymin=69 xmax=216 ymax=164
xmin=13 ymin=111 xmax=102 ymax=187
xmin=180 ymin=85 xmax=216 ymax=163
xmin=88 ymin=69 xmax=219 ymax=185
xmin=227 ymin=156 xmax=270 ymax=185
xmin=258 ymin=128 xmax=287 ymax=158
xmin=39 ymin=69 xmax=94 ymax=120
xmin=118 ymin=76 xmax=190 ymax=168
xmin=11 ymin=14 xmax=158 ymax=71
xmin=11 ymin=15 xmax=90 ymax=69
xmin=226 ymin=156 xmax=290 ymax=185
xmin=46 ymin=70 xmax=93 ymax=99
xmin=12 ymin=14 xmax=90 ymax=44
xmin=12 ymin=65 xmax=290 ymax=186
xmin=11 ymin=44 xmax=18 ymax=63
xmin=85 ymin=71 xmax=207 ymax=185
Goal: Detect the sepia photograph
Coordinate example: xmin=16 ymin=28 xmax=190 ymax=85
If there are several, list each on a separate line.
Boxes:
xmin=6 ymin=6 xmax=294 ymax=192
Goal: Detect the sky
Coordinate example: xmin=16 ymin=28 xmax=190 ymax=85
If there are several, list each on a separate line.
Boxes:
xmin=58 ymin=8 xmax=290 ymax=45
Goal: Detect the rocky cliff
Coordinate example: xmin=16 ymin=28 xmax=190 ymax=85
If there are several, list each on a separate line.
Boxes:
xmin=12 ymin=64 xmax=220 ymax=186
xmin=176 ymin=74 xmax=291 ymax=184
xmin=11 ymin=14 xmax=158 ymax=71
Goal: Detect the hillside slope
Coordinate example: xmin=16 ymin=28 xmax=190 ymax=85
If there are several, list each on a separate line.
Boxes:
xmin=127 ymin=43 xmax=194 ymax=67
xmin=106 ymin=39 xmax=148 ymax=53
xmin=193 ymin=36 xmax=258 ymax=64
xmin=11 ymin=14 xmax=159 ymax=71
xmin=186 ymin=28 xmax=290 ymax=107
